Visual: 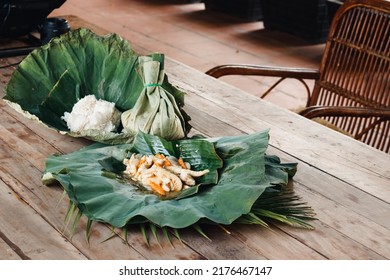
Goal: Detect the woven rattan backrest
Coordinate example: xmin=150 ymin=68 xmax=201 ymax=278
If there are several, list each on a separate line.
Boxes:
xmin=310 ymin=0 xmax=390 ymax=151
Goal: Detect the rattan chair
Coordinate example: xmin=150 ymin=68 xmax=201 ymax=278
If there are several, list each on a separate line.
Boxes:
xmin=206 ymin=0 xmax=390 ymax=153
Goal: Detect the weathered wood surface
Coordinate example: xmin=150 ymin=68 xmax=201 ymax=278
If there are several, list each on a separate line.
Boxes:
xmin=168 ymin=65 xmax=390 ymax=200
xmin=0 ymin=16 xmax=389 ymax=260
xmin=0 ymin=237 xmax=22 ymax=260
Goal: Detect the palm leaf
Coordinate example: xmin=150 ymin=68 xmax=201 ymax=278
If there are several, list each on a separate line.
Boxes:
xmin=123 ymin=226 xmax=130 ymax=247
xmin=172 ymin=228 xmax=184 ymax=246
xmin=236 ymin=212 xmax=270 ymax=228
xmin=63 ymin=201 xmax=78 ymax=235
xmin=140 ymin=224 xmax=149 ymax=247
xmin=162 ymin=227 xmax=174 ymax=248
xmin=149 ymin=223 xmax=162 ymax=248
xmin=70 ymin=210 xmax=83 ymax=240
xmin=192 ymin=224 xmax=211 ymax=241
xmin=85 ymin=219 xmax=94 ymax=244
xmin=99 ymin=226 xmax=117 ymax=244
xmin=249 ymin=188 xmax=316 ymax=229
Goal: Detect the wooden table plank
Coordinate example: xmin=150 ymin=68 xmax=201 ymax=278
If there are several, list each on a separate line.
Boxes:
xmin=291 ymin=160 xmax=390 ymax=230
xmin=287 ymin=185 xmax=388 ymax=259
xmin=0 ymin=237 xmax=22 ymax=260
xmin=167 ymin=67 xmax=390 ymax=201
xmin=198 ymin=224 xmax=326 ymax=260
xmin=0 ymin=180 xmax=86 ymax=259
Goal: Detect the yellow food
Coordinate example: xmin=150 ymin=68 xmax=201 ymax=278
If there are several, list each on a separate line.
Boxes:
xmin=123 ymin=153 xmax=209 ymax=196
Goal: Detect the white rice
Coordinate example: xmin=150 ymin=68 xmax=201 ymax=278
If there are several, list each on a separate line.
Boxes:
xmin=62 ymin=95 xmax=121 ymax=133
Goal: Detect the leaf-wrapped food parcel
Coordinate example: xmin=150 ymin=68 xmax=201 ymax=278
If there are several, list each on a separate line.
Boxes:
xmin=121 ymin=54 xmax=186 ymax=140
xmin=3 ymin=28 xmax=190 ymax=144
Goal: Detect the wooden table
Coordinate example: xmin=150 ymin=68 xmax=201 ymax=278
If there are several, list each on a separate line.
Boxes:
xmin=0 ymin=16 xmax=389 ymax=260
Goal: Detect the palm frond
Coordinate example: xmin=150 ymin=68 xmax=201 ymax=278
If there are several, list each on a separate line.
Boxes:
xmin=123 ymin=226 xmax=129 ymax=246
xmin=63 ymin=201 xmax=74 ymax=225
xmin=85 ymin=219 xmax=93 ymax=244
xmin=63 ymin=202 xmax=78 ymax=235
xmin=162 ymin=227 xmax=174 ymax=248
xmin=172 ymin=228 xmax=184 ymax=246
xmin=69 ymin=209 xmax=83 ymax=239
xmin=99 ymin=226 xmax=117 ymax=244
xmin=249 ymin=188 xmax=316 ymax=229
xmin=236 ymin=212 xmax=270 ymax=228
xmin=140 ymin=224 xmax=149 ymax=247
xmin=60 ymin=184 xmax=316 ymax=247
xmin=192 ymin=224 xmax=211 ymax=241
xmin=217 ymin=224 xmax=232 ymax=235
xmin=149 ymin=223 xmax=162 ymax=248
xmin=55 ymin=190 xmax=67 ymax=209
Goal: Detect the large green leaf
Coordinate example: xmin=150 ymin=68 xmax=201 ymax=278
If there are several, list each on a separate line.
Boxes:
xmin=43 ymin=130 xmax=274 ymax=228
xmin=3 ymin=28 xmax=190 ymax=144
xmin=5 ymin=28 xmax=140 ymax=112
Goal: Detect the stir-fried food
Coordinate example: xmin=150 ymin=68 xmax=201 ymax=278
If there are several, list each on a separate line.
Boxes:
xmin=123 ymin=153 xmax=209 ymax=196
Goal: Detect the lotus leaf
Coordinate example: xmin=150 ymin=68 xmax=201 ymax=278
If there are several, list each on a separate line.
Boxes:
xmin=42 ymin=130 xmax=304 ymax=229
xmin=3 ymin=28 xmax=190 ymax=144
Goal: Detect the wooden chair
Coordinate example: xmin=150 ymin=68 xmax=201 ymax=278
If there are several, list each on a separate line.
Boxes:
xmin=206 ymin=0 xmax=390 ymax=153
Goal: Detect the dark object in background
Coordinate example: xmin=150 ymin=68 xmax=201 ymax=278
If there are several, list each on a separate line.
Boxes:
xmin=204 ymin=0 xmax=263 ymax=22
xmin=0 ymin=0 xmax=66 ymax=38
xmin=260 ymin=0 xmax=344 ymax=44
xmin=40 ymin=17 xmax=70 ymax=44
xmin=327 ymin=0 xmax=345 ymax=21
xmin=0 ymin=16 xmax=70 ymax=57
xmin=0 ymin=1 xmax=68 ymax=58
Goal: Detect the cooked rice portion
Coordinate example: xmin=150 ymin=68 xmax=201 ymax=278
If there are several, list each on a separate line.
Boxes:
xmin=62 ymin=95 xmax=121 ymax=133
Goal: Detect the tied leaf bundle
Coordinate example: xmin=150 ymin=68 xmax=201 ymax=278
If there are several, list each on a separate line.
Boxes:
xmin=121 ymin=55 xmax=186 ymax=140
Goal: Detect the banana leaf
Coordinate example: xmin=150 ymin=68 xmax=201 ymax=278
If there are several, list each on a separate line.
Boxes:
xmin=3 ymin=28 xmax=190 ymax=144
xmin=43 ymin=130 xmax=306 ymax=230
xmin=121 ymin=54 xmax=187 ymax=140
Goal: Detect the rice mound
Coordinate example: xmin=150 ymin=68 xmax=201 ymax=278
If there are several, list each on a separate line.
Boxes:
xmin=62 ymin=95 xmax=121 ymax=133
